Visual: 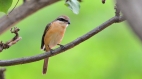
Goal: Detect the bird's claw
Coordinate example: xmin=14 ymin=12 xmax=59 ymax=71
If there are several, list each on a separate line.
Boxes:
xmin=57 ymin=44 xmax=65 ymax=49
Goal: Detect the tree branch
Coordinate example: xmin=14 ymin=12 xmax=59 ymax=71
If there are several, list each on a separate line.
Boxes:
xmin=117 ymin=0 xmax=142 ymax=41
xmin=0 ymin=16 xmax=125 ymax=66
xmin=0 ymin=0 xmax=59 ymax=34
xmin=0 ymin=27 xmax=21 ymax=52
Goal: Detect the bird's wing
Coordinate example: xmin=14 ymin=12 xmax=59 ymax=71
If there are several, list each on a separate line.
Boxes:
xmin=41 ymin=23 xmax=51 ymax=50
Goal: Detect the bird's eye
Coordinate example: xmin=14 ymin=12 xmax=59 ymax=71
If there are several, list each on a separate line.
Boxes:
xmin=57 ymin=18 xmax=65 ymax=21
xmin=57 ymin=18 xmax=70 ymax=24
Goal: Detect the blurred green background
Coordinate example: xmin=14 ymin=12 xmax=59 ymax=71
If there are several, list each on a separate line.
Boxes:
xmin=0 ymin=0 xmax=142 ymax=79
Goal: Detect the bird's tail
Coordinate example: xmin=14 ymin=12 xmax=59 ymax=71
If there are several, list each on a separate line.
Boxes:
xmin=43 ymin=47 xmax=50 ymax=74
xmin=43 ymin=57 xmax=49 ymax=74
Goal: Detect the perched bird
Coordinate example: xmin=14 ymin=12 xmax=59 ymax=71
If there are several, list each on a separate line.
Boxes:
xmin=41 ymin=15 xmax=70 ymax=74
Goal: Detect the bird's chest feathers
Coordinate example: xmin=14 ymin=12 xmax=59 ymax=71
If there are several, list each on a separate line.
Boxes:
xmin=44 ymin=23 xmax=67 ymax=48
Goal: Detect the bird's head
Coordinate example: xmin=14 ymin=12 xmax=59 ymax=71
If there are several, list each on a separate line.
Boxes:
xmin=56 ymin=15 xmax=70 ymax=25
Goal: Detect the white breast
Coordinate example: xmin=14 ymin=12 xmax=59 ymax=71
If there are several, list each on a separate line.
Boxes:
xmin=66 ymin=24 xmax=68 ymax=27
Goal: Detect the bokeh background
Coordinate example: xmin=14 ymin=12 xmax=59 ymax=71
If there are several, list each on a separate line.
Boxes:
xmin=0 ymin=0 xmax=142 ymax=79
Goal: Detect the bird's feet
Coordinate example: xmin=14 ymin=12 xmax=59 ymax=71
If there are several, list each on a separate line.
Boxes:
xmin=49 ymin=49 xmax=54 ymax=54
xmin=57 ymin=44 xmax=65 ymax=50
xmin=48 ymin=45 xmax=54 ymax=54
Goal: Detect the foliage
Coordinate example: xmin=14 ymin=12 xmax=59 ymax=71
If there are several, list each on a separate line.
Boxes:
xmin=0 ymin=0 xmax=12 ymax=13
xmin=65 ymin=0 xmax=80 ymax=14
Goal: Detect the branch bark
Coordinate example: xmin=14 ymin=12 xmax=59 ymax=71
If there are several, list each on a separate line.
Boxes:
xmin=117 ymin=0 xmax=142 ymax=41
xmin=0 ymin=0 xmax=59 ymax=34
xmin=0 ymin=16 xmax=125 ymax=66
xmin=0 ymin=68 xmax=6 ymax=79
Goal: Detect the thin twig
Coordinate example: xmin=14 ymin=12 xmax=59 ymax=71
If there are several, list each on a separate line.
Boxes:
xmin=0 ymin=16 xmax=125 ymax=66
xmin=9 ymin=0 xmax=19 ymax=14
xmin=0 ymin=27 xmax=21 ymax=52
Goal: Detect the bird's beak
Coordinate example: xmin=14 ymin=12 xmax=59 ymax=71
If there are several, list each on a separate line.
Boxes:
xmin=68 ymin=21 xmax=70 ymax=24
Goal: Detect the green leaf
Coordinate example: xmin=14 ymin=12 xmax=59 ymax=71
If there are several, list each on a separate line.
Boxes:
xmin=65 ymin=0 xmax=80 ymax=14
xmin=0 ymin=0 xmax=13 ymax=13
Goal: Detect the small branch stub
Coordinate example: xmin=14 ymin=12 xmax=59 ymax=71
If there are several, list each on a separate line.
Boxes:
xmin=0 ymin=27 xmax=22 ymax=52
xmin=114 ymin=1 xmax=120 ymax=17
xmin=102 ymin=0 xmax=106 ymax=4
xmin=114 ymin=1 xmax=122 ymax=23
xmin=0 ymin=68 xmax=6 ymax=79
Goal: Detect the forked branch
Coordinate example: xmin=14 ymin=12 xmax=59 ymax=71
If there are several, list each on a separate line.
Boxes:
xmin=0 ymin=27 xmax=21 ymax=52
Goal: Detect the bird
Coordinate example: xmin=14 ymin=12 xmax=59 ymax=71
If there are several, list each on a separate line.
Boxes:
xmin=41 ymin=15 xmax=70 ymax=74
